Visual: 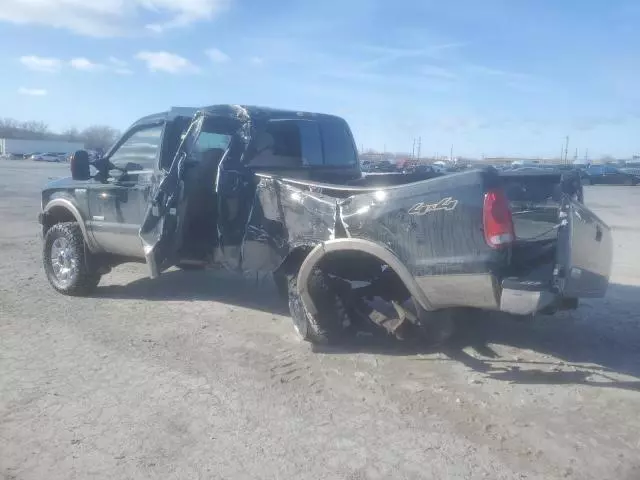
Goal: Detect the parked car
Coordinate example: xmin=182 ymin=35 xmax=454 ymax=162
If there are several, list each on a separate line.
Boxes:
xmin=31 ymin=152 xmax=62 ymax=162
xmin=38 ymin=104 xmax=612 ymax=346
xmin=582 ymin=165 xmax=640 ymax=185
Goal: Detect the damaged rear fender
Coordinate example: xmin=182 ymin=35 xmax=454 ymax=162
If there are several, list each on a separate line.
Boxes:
xmin=296 ymin=238 xmax=434 ymax=316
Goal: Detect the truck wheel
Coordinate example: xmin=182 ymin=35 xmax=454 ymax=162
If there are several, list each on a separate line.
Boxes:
xmin=287 ymin=269 xmax=351 ymax=344
xmin=43 ymin=222 xmax=101 ymax=296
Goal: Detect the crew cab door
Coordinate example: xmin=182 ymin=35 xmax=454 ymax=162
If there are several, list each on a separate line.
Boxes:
xmin=215 ymin=136 xmax=255 ymax=271
xmin=139 ymin=116 xmax=202 ymax=277
xmin=88 ymin=122 xmax=164 ymax=258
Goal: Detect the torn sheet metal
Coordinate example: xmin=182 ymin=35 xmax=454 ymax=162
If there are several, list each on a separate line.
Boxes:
xmin=241 ymin=176 xmax=340 ymax=273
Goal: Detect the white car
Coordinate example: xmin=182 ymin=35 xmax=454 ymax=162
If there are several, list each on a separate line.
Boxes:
xmin=32 ymin=153 xmax=61 ymax=162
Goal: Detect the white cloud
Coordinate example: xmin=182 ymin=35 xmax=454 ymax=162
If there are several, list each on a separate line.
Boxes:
xmin=205 ymin=48 xmax=229 ymax=63
xmin=18 ymin=87 xmax=47 ymax=96
xmin=70 ymin=57 xmax=105 ymax=71
xmin=249 ymin=56 xmax=264 ymax=66
xmin=0 ymin=0 xmax=229 ymax=37
xmin=19 ymin=55 xmax=61 ymax=72
xmin=136 ymin=51 xmax=199 ymax=74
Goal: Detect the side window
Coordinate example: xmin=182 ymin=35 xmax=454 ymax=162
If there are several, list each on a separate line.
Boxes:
xmin=246 ymin=118 xmax=357 ymax=168
xmin=320 ymin=119 xmax=357 ymax=166
xmin=604 ymin=166 xmax=618 ymax=174
xmin=248 ymin=120 xmax=322 ymax=168
xmin=195 ymin=132 xmax=231 ymax=152
xmin=109 ymin=124 xmax=163 ymax=171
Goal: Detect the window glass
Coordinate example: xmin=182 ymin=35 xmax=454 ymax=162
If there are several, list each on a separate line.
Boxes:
xmin=320 ymin=119 xmax=358 ymax=166
xmin=298 ymin=122 xmax=323 ymax=166
xmin=196 ymin=131 xmax=231 ymax=152
xmin=247 ymin=118 xmax=357 ymax=167
xmin=109 ymin=125 xmax=163 ymax=171
xmin=249 ymin=120 xmax=305 ymax=168
xmin=604 ymin=166 xmax=619 ymax=174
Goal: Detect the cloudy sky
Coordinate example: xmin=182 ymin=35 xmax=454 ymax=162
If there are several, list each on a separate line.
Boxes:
xmin=1 ymin=0 xmax=639 ymax=158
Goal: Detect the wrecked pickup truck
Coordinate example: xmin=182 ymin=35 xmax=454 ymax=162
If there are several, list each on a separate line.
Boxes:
xmin=39 ymin=105 xmax=613 ymax=344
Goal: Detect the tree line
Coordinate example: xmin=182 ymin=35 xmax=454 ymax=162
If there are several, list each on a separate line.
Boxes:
xmin=0 ymin=117 xmax=120 ymax=151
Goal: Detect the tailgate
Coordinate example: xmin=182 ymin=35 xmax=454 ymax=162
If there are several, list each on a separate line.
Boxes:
xmin=554 ymin=200 xmax=612 ymax=298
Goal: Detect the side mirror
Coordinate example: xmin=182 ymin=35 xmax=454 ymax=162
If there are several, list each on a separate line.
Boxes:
xmin=70 ymin=150 xmax=91 ymax=181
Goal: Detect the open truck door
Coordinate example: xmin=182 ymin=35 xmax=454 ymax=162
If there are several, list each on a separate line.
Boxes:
xmin=139 ymin=115 xmax=204 ymax=278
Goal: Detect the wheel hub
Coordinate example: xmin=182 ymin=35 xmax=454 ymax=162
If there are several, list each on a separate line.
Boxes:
xmin=50 ymin=237 xmax=77 ymax=286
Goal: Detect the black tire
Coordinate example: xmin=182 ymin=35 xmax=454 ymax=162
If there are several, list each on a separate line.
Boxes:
xmin=43 ymin=222 xmax=101 ymax=296
xmin=287 ymin=269 xmax=351 ymax=344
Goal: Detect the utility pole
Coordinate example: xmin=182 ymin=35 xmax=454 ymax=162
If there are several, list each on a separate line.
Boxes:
xmin=412 ymin=138 xmax=416 ymax=159
xmin=574 ymin=148 xmax=578 ymax=163
xmin=416 ymin=136 xmax=422 ymax=161
xmin=564 ymin=136 xmax=570 ymax=164
xmin=450 ymin=144 xmax=454 ymax=162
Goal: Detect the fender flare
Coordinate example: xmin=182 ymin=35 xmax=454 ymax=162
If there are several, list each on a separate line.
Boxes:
xmin=296 ymin=238 xmax=434 ymax=316
xmin=43 ymin=198 xmax=97 ymax=251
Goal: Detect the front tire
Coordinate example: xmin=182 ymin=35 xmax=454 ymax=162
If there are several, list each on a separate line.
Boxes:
xmin=287 ymin=269 xmax=351 ymax=344
xmin=43 ymin=222 xmax=100 ymax=296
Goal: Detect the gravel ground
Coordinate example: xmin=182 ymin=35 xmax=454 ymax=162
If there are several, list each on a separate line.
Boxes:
xmin=1 ymin=160 xmax=639 ymax=480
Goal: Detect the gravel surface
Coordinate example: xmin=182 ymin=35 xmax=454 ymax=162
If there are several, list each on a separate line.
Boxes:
xmin=1 ymin=160 xmax=639 ymax=480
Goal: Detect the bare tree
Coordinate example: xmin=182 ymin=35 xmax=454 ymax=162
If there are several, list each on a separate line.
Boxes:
xmin=61 ymin=127 xmax=82 ymax=142
xmin=80 ymin=125 xmax=120 ymax=151
xmin=0 ymin=118 xmax=49 ymax=139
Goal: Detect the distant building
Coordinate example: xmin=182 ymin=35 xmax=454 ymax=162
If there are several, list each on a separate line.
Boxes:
xmin=0 ymin=138 xmax=85 ymax=156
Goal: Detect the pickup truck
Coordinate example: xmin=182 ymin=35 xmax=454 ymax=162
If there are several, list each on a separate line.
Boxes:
xmin=39 ymin=105 xmax=613 ymax=345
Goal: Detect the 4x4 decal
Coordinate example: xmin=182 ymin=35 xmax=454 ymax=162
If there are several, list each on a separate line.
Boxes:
xmin=408 ymin=197 xmax=458 ymax=215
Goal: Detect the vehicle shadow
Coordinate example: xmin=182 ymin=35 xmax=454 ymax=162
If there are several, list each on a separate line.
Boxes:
xmin=92 ymin=269 xmax=290 ymax=316
xmin=95 ymin=271 xmax=640 ymax=392
xmin=317 ymin=283 xmax=640 ymax=392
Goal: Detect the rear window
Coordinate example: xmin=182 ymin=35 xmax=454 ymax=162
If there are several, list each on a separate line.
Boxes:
xmin=248 ymin=118 xmax=357 ymax=168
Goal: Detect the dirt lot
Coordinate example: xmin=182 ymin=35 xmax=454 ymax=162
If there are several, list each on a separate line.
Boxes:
xmin=1 ymin=160 xmax=639 ymax=480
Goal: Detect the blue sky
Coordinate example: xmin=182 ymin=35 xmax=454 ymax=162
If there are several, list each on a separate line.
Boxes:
xmin=1 ymin=0 xmax=639 ymax=158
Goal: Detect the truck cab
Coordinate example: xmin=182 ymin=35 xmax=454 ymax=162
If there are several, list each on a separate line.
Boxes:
xmin=40 ymin=105 xmax=362 ymax=278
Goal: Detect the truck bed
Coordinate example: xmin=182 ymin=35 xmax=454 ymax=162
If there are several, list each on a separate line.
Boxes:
xmin=248 ymin=166 xmax=611 ymax=316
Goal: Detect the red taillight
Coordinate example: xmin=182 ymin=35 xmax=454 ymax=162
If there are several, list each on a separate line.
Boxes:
xmin=483 ymin=189 xmax=514 ymax=248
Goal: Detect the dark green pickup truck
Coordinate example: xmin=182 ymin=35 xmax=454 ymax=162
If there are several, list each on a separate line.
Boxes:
xmin=39 ymin=105 xmax=613 ymax=345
